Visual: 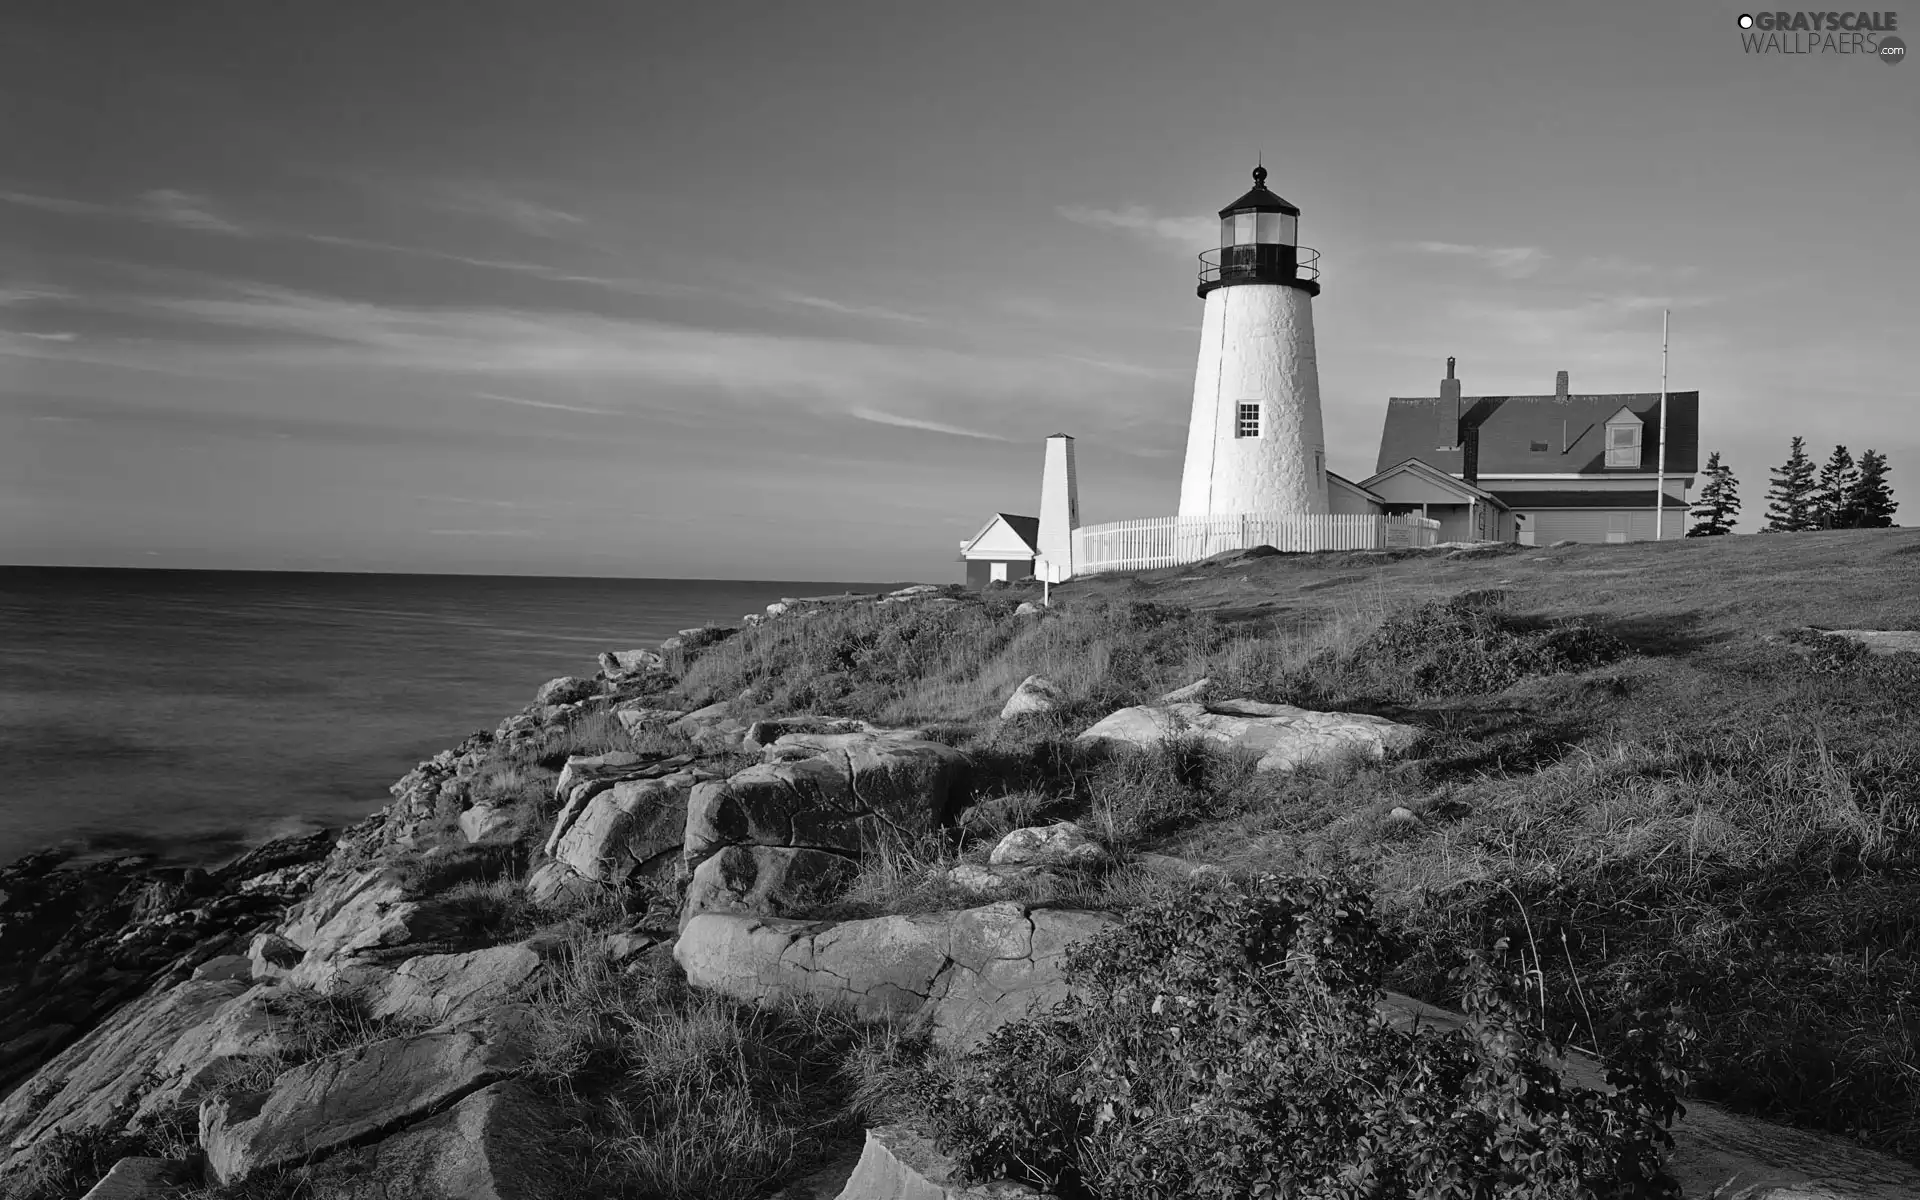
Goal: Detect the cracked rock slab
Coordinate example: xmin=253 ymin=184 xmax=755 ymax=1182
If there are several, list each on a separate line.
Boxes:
xmin=549 ymin=770 xmax=706 ymax=886
xmin=1076 ymin=699 xmax=1420 ymax=772
xmin=675 ymin=902 xmax=1115 ymax=1050
xmin=333 ymin=1079 xmax=568 ymax=1200
xmin=683 ymin=845 xmax=860 ymax=925
xmin=200 ymin=1027 xmax=530 ymax=1184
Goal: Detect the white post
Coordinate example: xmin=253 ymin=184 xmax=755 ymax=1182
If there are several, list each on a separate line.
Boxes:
xmin=1656 ymin=308 xmax=1670 ymax=540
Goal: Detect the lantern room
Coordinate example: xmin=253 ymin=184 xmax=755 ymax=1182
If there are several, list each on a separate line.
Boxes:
xmin=1198 ymin=165 xmax=1321 ymax=298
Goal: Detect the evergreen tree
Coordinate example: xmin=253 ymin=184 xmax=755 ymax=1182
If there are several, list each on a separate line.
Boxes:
xmin=1687 ymin=451 xmax=1741 ymax=536
xmin=1764 ymin=436 xmax=1818 ymax=532
xmin=1846 ymin=449 xmax=1899 ymax=528
xmin=1814 ymin=445 xmax=1859 ymax=529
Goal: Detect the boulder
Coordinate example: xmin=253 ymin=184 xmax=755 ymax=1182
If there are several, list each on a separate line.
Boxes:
xmin=534 ymin=676 xmax=599 ymax=707
xmin=888 ymin=585 xmax=944 ymax=598
xmin=1012 ymin=601 xmax=1044 ymax=616
xmin=943 ymin=863 xmax=1067 ymax=902
xmin=365 ymin=945 xmax=541 ymax=1025
xmin=998 ymin=675 xmax=1065 ymax=720
xmin=989 ymin=823 xmax=1109 ymax=870
xmin=549 ymin=769 xmax=706 ymax=887
xmin=683 ymin=733 xmax=967 ymax=876
xmin=547 ymin=752 xmax=691 ymax=856
xmin=675 ymin=902 xmax=1116 ymax=1051
xmin=200 ymin=1027 xmax=529 ymax=1184
xmin=335 ymin=1079 xmax=568 ymax=1200
xmin=458 ymin=804 xmax=524 ymax=846
xmin=599 ymin=648 xmax=665 ymax=675
xmin=832 ymin=1124 xmax=1053 ymax=1199
xmin=1076 ymin=699 xmax=1420 ymax=773
xmin=79 ymin=1156 xmax=184 ymax=1199
xmin=248 ymin=933 xmax=302 ymax=982
xmin=683 ymin=845 xmax=861 ymax=923
xmin=1550 ymin=538 xmax=1580 ymax=548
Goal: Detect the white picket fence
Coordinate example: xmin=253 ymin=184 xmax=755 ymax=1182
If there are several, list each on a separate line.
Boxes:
xmin=1070 ymin=512 xmax=1441 ymax=576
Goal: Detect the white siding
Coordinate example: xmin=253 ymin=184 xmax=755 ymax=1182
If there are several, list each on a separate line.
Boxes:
xmin=1327 ymin=476 xmax=1383 ymax=515
xmin=1036 ymin=436 xmax=1079 ymax=580
xmin=963 ymin=517 xmax=1038 ymax=559
xmin=1530 ymin=508 xmax=1686 ymax=544
xmin=1178 ymin=284 xmax=1328 ymax=517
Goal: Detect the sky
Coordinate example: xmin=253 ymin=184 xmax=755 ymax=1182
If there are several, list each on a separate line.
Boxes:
xmin=3 ymin=1 xmax=1916 ymax=580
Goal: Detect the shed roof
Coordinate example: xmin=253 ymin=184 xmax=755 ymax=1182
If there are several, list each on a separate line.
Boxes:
xmin=1375 ymin=391 xmax=1700 ymax=478
xmin=961 ymin=513 xmax=1040 ymax=556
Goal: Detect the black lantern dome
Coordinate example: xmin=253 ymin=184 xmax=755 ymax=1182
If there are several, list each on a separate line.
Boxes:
xmin=1198 ymin=165 xmax=1321 ymax=299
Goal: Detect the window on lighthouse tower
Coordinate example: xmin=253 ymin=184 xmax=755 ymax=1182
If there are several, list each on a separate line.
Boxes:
xmin=1236 ymin=402 xmax=1261 ymax=438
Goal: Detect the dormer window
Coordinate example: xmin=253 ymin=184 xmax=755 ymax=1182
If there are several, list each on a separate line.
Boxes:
xmin=1604 ymin=407 xmax=1643 ymax=469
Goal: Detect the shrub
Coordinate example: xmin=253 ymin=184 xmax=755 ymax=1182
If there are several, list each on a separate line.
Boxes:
xmin=927 ymin=872 xmax=1691 ymax=1200
xmin=1306 ymin=594 xmax=1627 ymax=703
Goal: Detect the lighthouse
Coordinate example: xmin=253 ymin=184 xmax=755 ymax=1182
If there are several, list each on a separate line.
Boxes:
xmin=1176 ymin=166 xmax=1329 ymax=518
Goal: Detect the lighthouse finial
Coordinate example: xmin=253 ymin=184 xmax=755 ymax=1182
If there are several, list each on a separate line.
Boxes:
xmin=1252 ymin=160 xmax=1267 ymax=186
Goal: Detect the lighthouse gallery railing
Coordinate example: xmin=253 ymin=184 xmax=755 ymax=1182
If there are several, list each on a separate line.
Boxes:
xmin=1071 ymin=513 xmax=1441 ymax=576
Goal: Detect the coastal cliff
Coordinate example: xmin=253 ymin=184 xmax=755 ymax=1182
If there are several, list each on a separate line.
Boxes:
xmin=5 ymin=533 xmax=1920 ymax=1199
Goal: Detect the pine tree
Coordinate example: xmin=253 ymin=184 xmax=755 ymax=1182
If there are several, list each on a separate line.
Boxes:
xmin=1687 ymin=451 xmax=1741 ymax=536
xmin=1814 ymin=445 xmax=1858 ymax=529
xmin=1846 ymin=449 xmax=1899 ymax=528
xmin=1764 ymin=436 xmax=1818 ymax=532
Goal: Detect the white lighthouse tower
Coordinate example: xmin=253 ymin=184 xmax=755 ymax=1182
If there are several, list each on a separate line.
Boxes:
xmin=1177 ymin=166 xmax=1329 ymax=518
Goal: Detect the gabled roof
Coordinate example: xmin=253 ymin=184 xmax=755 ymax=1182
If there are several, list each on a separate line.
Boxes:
xmin=1360 ymin=457 xmax=1511 ymax=508
xmin=961 ymin=513 xmax=1040 ymax=556
xmin=1327 ymin=470 xmax=1384 ymax=502
xmin=1375 ymin=391 xmax=1700 ymax=478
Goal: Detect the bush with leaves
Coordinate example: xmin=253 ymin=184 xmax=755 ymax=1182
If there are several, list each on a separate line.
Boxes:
xmin=927 ymin=872 xmax=1692 ymax=1200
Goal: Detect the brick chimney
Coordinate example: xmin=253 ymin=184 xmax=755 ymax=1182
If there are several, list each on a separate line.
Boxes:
xmin=1555 ymin=370 xmax=1569 ymax=401
xmin=1437 ymin=356 xmax=1462 ymax=451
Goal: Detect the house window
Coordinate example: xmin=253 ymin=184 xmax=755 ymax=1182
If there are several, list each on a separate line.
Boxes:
xmin=1606 ymin=422 xmax=1641 ymax=468
xmin=1529 ymin=440 xmax=1550 ymax=452
xmin=1236 ymin=402 xmax=1261 ymax=439
xmin=1314 ymin=450 xmax=1323 ymax=480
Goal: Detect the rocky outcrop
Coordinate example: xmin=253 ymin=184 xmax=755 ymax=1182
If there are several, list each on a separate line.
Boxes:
xmin=78 ymin=1156 xmax=184 ymax=1199
xmin=683 ymin=730 xmax=967 ymax=882
xmin=0 ymin=977 xmax=249 ymax=1168
xmin=1076 ymin=698 xmax=1420 ymax=772
xmin=363 ymin=945 xmax=542 ymax=1026
xmin=682 ymin=845 xmax=860 ymax=924
xmin=547 ymin=766 xmax=712 ymax=889
xmin=831 ymin=1124 xmax=1053 ymax=1199
xmin=669 ymin=701 xmax=753 ymax=754
xmin=132 ymin=983 xmax=298 ymax=1122
xmin=675 ymin=902 xmax=1115 ymax=1052
xmin=998 ymin=675 xmax=1064 ymax=720
xmin=200 ymin=1025 xmax=530 ymax=1184
xmin=278 ymin=867 xmax=423 ymax=986
xmin=336 ymin=1079 xmax=567 ymax=1200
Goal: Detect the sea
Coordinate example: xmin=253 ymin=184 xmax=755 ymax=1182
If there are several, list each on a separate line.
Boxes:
xmin=0 ymin=567 xmax=901 ymax=870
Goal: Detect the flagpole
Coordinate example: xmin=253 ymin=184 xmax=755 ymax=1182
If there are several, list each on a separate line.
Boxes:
xmin=1655 ymin=308 xmax=1670 ymax=540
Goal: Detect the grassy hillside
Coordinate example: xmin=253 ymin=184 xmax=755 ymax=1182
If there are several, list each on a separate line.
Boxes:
xmin=676 ymin=527 xmax=1920 ymax=1164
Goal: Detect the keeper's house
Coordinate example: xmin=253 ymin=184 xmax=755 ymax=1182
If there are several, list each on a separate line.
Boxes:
xmin=1370 ymin=360 xmax=1700 ymax=545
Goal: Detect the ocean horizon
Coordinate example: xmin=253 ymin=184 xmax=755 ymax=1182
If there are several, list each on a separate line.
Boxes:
xmin=0 ymin=566 xmax=908 ymax=869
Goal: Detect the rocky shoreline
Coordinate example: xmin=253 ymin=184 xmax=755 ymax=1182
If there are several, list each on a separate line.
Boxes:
xmin=3 ymin=578 xmax=1917 ymax=1199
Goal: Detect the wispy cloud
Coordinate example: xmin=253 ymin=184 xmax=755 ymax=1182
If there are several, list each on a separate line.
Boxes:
xmin=141 ymin=189 xmax=248 ymax=235
xmin=845 ymin=407 xmax=1015 ymax=441
xmin=0 ymin=285 xmax=74 ymax=306
xmin=9 ymin=330 xmax=79 ymax=341
xmin=0 ymin=188 xmax=251 ymax=235
xmin=434 ymin=184 xmax=586 ymax=237
xmin=1401 ymin=241 xmax=1549 ymax=279
xmin=1057 ymin=204 xmax=1216 ymax=248
xmin=425 ymin=527 xmax=544 ymax=537
xmin=772 ymin=291 xmax=928 ymax=324
xmin=476 ymin=390 xmax=622 ymax=416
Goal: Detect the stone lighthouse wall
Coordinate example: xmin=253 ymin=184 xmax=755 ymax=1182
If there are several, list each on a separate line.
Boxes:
xmin=1177 ymin=283 xmax=1329 ymax=517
